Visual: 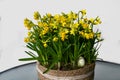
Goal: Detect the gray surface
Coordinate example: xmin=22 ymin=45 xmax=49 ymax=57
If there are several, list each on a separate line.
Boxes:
xmin=94 ymin=61 xmax=120 ymax=80
xmin=0 ymin=61 xmax=120 ymax=80
xmin=0 ymin=63 xmax=38 ymax=80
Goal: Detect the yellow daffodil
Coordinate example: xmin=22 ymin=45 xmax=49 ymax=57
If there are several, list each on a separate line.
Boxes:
xmin=43 ymin=43 xmax=47 ymax=47
xmin=24 ymin=18 xmax=34 ymax=30
xmin=93 ymin=17 xmax=102 ymax=25
xmin=84 ymin=18 xmax=88 ymax=22
xmin=64 ymin=29 xmax=69 ymax=34
xmin=88 ymin=25 xmax=92 ymax=29
xmin=89 ymin=18 xmax=94 ymax=23
xmin=79 ymin=20 xmax=84 ymax=25
xmin=53 ymin=24 xmax=58 ymax=29
xmin=68 ymin=11 xmax=77 ymax=20
xmin=38 ymin=22 xmax=43 ymax=27
xmin=24 ymin=18 xmax=29 ymax=27
xmin=34 ymin=11 xmax=40 ymax=20
xmin=43 ymin=22 xmax=48 ymax=27
xmin=59 ymin=31 xmax=66 ymax=41
xmin=53 ymin=37 xmax=58 ymax=42
xmin=27 ymin=32 xmax=32 ymax=37
xmin=81 ymin=9 xmax=86 ymax=16
xmin=54 ymin=14 xmax=60 ymax=21
xmin=24 ymin=37 xmax=30 ymax=43
xmin=42 ymin=27 xmax=49 ymax=35
xmin=89 ymin=32 xmax=94 ymax=39
xmin=73 ymin=23 xmax=79 ymax=28
xmin=43 ymin=15 xmax=47 ymax=20
xmin=46 ymin=13 xmax=52 ymax=18
xmin=73 ymin=13 xmax=78 ymax=19
xmin=30 ymin=38 xmax=35 ymax=42
xmin=96 ymin=17 xmax=102 ymax=24
xmin=45 ymin=27 xmax=49 ymax=32
xmin=62 ymin=22 xmax=66 ymax=27
xmin=82 ymin=23 xmax=89 ymax=29
xmin=70 ymin=28 xmax=76 ymax=35
xmin=79 ymin=31 xmax=84 ymax=36
xmin=85 ymin=33 xmax=90 ymax=39
xmin=96 ymin=33 xmax=101 ymax=40
xmin=93 ymin=21 xmax=99 ymax=25
xmin=51 ymin=22 xmax=58 ymax=29
xmin=60 ymin=16 xmax=66 ymax=23
xmin=68 ymin=11 xmax=73 ymax=19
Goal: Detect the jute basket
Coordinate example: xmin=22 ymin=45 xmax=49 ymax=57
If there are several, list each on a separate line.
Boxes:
xmin=36 ymin=62 xmax=95 ymax=80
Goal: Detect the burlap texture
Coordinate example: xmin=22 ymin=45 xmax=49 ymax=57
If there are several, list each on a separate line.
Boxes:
xmin=37 ymin=62 xmax=95 ymax=80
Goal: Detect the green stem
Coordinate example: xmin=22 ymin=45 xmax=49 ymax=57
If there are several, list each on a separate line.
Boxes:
xmin=72 ymin=61 xmax=75 ymax=68
xmin=58 ymin=62 xmax=60 ymax=70
xmin=78 ymin=11 xmax=81 ymax=23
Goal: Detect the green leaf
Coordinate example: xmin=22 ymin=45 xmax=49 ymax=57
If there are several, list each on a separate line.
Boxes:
xmin=63 ymin=44 xmax=71 ymax=53
xmin=19 ymin=57 xmax=50 ymax=62
xmin=19 ymin=57 xmax=37 ymax=61
xmin=43 ymin=59 xmax=58 ymax=73
xmin=25 ymin=51 xmax=36 ymax=58
xmin=52 ymin=42 xmax=59 ymax=54
xmin=47 ymin=46 xmax=57 ymax=58
xmin=26 ymin=43 xmax=35 ymax=51
xmin=78 ymin=43 xmax=84 ymax=54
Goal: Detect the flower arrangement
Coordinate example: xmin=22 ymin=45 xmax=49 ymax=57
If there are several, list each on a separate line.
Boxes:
xmin=19 ymin=9 xmax=103 ymax=73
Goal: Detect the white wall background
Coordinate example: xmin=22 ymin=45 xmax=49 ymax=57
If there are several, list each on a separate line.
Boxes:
xmin=0 ymin=0 xmax=120 ymax=72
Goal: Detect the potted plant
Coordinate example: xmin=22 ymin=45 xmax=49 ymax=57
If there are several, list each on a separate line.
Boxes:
xmin=19 ymin=9 xmax=103 ymax=80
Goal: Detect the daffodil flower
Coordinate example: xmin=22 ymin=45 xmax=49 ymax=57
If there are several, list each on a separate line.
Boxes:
xmin=24 ymin=18 xmax=34 ymax=30
xmin=34 ymin=11 xmax=40 ymax=20
xmin=53 ymin=37 xmax=58 ymax=42
xmin=81 ymin=9 xmax=86 ymax=16
xmin=24 ymin=37 xmax=30 ymax=43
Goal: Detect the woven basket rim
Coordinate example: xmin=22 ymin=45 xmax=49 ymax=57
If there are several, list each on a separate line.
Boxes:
xmin=37 ymin=61 xmax=95 ymax=77
xmin=37 ymin=61 xmax=95 ymax=71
